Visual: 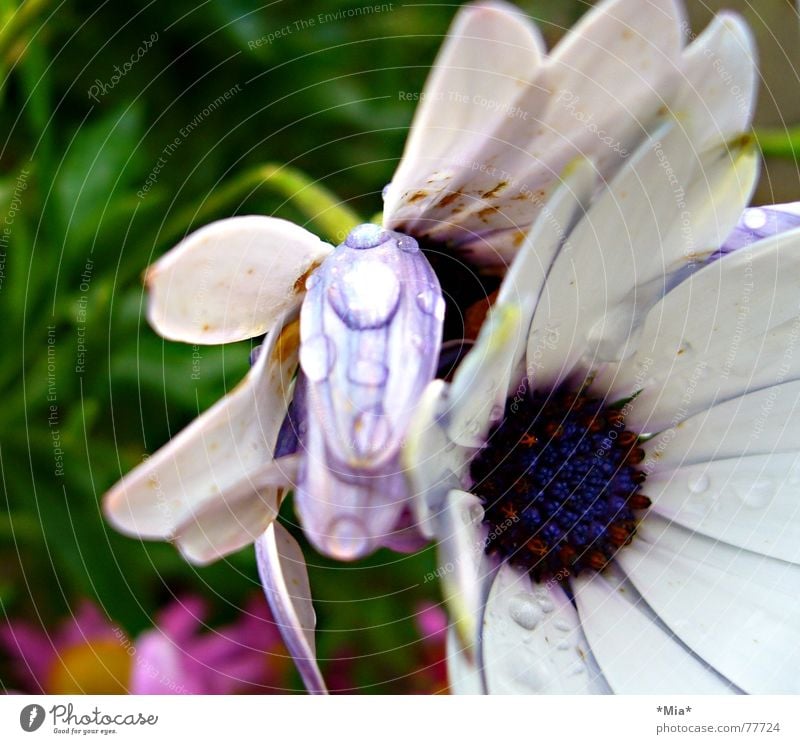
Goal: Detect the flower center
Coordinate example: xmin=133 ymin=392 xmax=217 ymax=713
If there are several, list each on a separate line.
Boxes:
xmin=469 ymin=388 xmax=651 ymax=582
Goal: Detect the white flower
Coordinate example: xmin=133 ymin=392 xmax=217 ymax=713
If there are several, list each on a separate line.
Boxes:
xmin=103 ymin=0 xmax=768 ymax=693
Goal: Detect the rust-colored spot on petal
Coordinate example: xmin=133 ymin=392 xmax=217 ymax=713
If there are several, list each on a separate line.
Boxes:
xmin=407 ymin=190 xmax=428 ymax=203
xmin=481 ymin=180 xmax=508 ymax=199
xmin=436 ymin=191 xmax=462 ymax=208
xmin=293 ymin=259 xmax=324 ymax=294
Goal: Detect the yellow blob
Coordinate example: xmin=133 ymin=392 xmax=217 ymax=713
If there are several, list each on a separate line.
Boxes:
xmin=47 ymin=639 xmax=133 ymax=694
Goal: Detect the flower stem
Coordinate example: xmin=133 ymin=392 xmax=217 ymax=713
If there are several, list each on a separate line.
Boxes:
xmin=162 ymin=163 xmax=362 ymax=246
xmin=754 ymin=127 xmax=800 ymax=159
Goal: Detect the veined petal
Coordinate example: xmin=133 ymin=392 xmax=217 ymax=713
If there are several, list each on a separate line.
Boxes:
xmin=482 ymin=564 xmax=609 ymax=694
xmin=384 ymin=1 xmax=546 ymax=231
xmin=447 ymin=302 xmax=525 ymax=447
xmin=147 ymin=216 xmax=331 ymax=344
xmin=645 ymin=453 xmax=800 ymax=565
xmin=671 ymin=12 xmax=756 ymax=150
xmin=574 ymin=568 xmax=736 ymax=694
xmin=529 ymin=123 xmax=758 ymax=392
xmin=256 ymin=522 xmax=327 ymax=694
xmin=175 ymin=455 xmax=298 ymax=565
xmin=437 ymin=489 xmax=491 ymax=653
xmin=644 ymin=379 xmax=800 ymax=466
xmin=617 ymin=514 xmax=800 ymax=693
xmin=446 ymin=627 xmax=486 ymax=694
xmin=404 ymin=380 xmax=470 ymax=539
xmin=596 ymin=226 xmax=800 ymax=431
xmin=104 ymin=312 xmax=299 ymax=551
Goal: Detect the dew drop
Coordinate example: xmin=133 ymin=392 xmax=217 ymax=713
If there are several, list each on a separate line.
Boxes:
xmin=327 ymin=261 xmax=401 ymax=330
xmin=416 ymin=287 xmax=446 ymax=320
xmin=327 ymin=517 xmax=369 ymax=560
xmin=737 ymin=478 xmax=774 ymax=509
xmin=556 ymin=639 xmax=571 ymax=651
xmin=345 ymin=223 xmax=387 ymax=250
xmin=554 ymin=619 xmax=571 ymax=633
xmin=743 ymin=208 xmax=767 ymax=230
xmin=397 ymin=234 xmax=419 ymax=253
xmin=508 ymin=594 xmax=543 ymax=630
xmin=305 ymin=272 xmax=320 ymax=291
xmin=299 ymin=334 xmax=335 ymax=382
xmin=381 ymin=183 xmax=392 ymax=202
xmin=687 ymin=473 xmax=710 ymax=494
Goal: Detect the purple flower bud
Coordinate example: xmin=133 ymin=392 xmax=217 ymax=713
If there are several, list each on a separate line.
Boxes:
xmin=295 ymin=224 xmax=443 ymax=559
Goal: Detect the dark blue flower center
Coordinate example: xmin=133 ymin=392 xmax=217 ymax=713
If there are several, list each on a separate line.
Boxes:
xmin=469 ymin=388 xmax=650 ymax=582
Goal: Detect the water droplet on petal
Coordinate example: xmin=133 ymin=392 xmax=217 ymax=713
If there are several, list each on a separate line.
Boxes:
xmin=508 ymin=594 xmax=543 ymax=630
xmin=554 ymin=619 xmax=571 ymax=633
xmin=353 ymin=408 xmax=392 ymax=457
xmin=397 ymin=234 xmax=419 ymax=253
xmin=688 ymin=473 xmax=710 ymax=494
xmin=305 ymin=272 xmax=320 ymax=290
xmin=556 ymin=639 xmax=571 ymax=651
xmin=327 ymin=262 xmax=401 ymax=330
xmin=249 ymin=344 xmax=262 ymax=367
xmin=416 ymin=287 xmax=445 ymax=320
xmin=743 ymin=209 xmax=767 ymax=230
xmin=327 ymin=517 xmax=369 ymax=560
xmin=299 ymin=334 xmax=335 ymax=382
xmin=345 ymin=223 xmax=388 ymax=250
xmin=382 ymin=183 xmax=392 ymax=202
xmin=737 ymin=478 xmax=774 ymax=509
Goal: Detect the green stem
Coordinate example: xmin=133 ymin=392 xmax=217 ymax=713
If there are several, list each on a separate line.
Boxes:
xmin=162 ymin=163 xmax=362 ymax=246
xmin=754 ymin=126 xmax=800 ymax=159
xmin=0 ymin=0 xmax=50 ymax=63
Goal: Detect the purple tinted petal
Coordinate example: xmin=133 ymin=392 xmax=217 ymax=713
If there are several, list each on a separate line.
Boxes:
xmin=296 ymin=225 xmax=443 ymax=559
xmin=255 ymin=523 xmax=327 ymax=695
xmin=713 ymin=203 xmax=800 ymax=260
xmin=273 ymin=371 xmax=307 ymax=459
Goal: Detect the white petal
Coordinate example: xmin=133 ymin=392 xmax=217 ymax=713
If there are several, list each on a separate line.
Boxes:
xmin=437 ymin=490 xmax=491 ymax=652
xmin=404 ymin=380 xmax=470 ymax=539
xmin=529 ymin=123 xmax=757 ymax=392
xmin=384 ymin=1 xmax=546 ymax=231
xmin=147 ymin=216 xmax=331 ymax=344
xmin=483 ymin=564 xmax=609 ymax=694
xmin=448 ymin=303 xmax=525 ymax=447
xmin=427 ymin=0 xmax=689 ymax=250
xmin=175 ymin=455 xmax=298 ymax=565
xmin=644 ymin=379 xmax=800 ymax=467
xmin=596 ymin=226 xmax=800 ymax=431
xmin=446 ymin=627 xmax=486 ymax=694
xmin=671 ymin=12 xmax=756 ymax=150
xmin=617 ymin=514 xmax=800 ymax=693
xmin=574 ymin=568 xmax=736 ymax=693
xmin=104 ymin=313 xmax=299 ymax=549
xmin=491 ymin=158 xmax=596 ymax=379
xmin=644 ymin=453 xmax=800 ymax=565
xmin=256 ymin=522 xmax=326 ymax=694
